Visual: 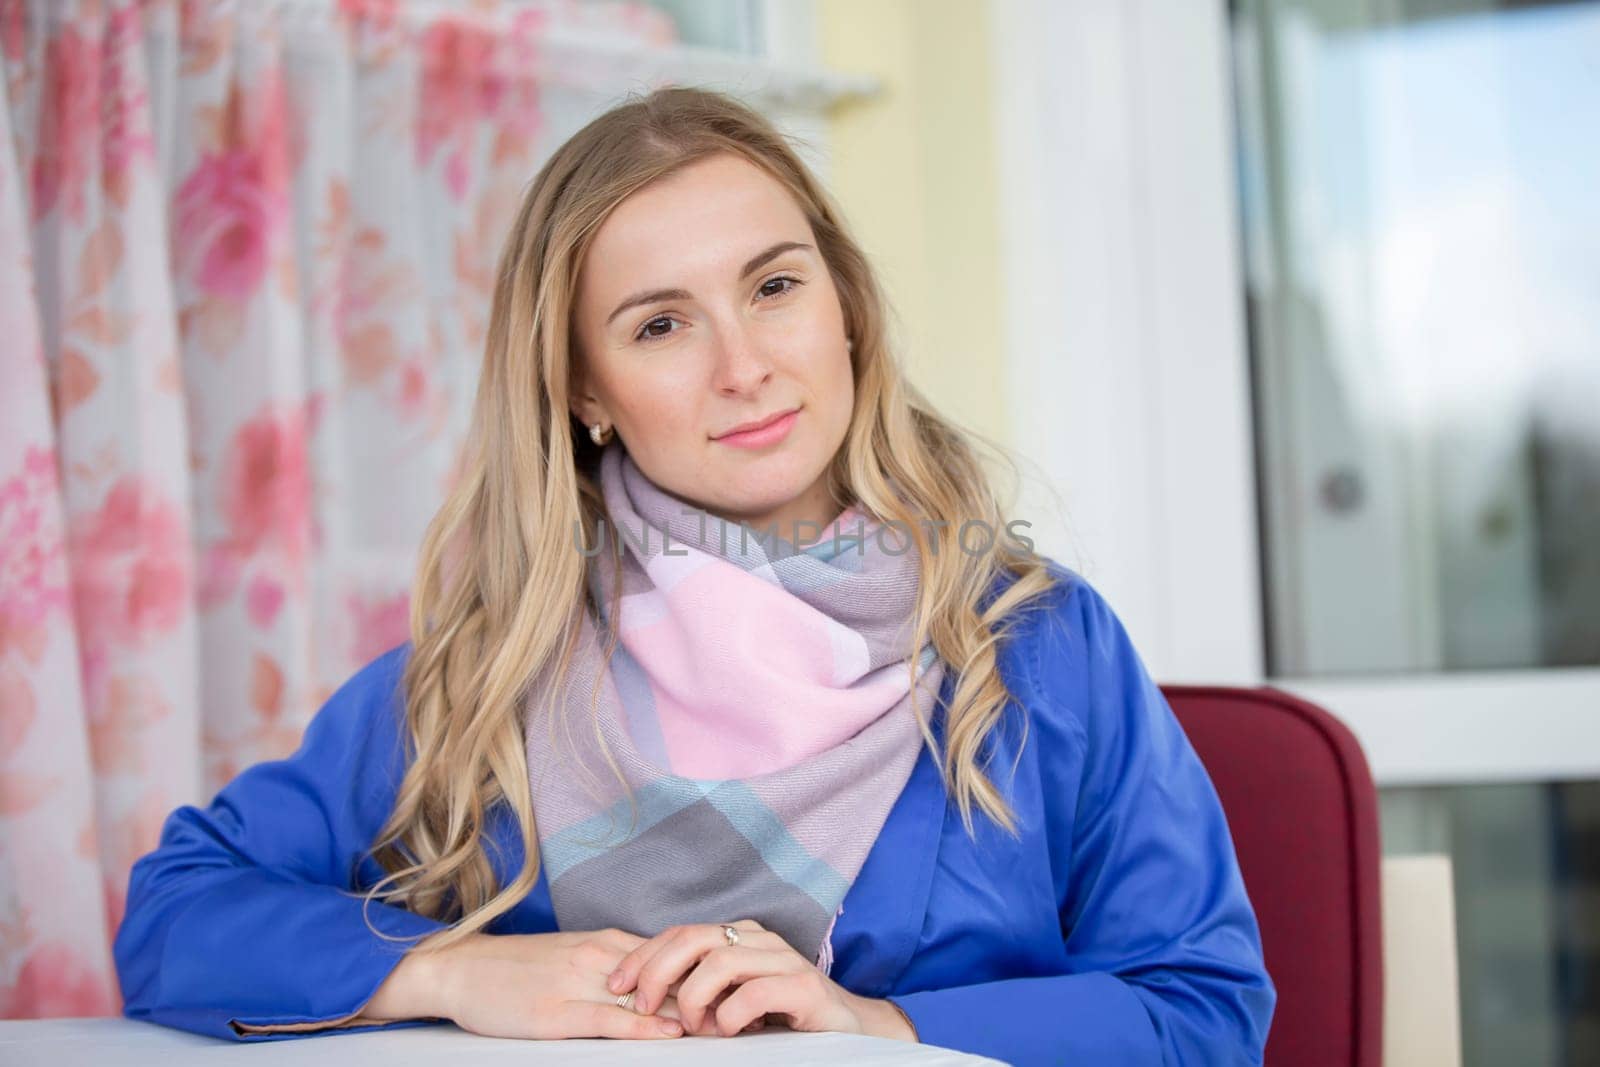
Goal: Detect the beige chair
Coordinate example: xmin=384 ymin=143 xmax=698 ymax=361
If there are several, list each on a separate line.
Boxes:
xmin=1381 ymin=854 xmax=1463 ymax=1067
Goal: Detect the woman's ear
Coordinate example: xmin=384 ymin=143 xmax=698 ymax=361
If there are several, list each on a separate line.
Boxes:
xmin=569 ymin=391 xmax=606 ymax=430
xmin=567 ymin=364 xmax=599 ymax=426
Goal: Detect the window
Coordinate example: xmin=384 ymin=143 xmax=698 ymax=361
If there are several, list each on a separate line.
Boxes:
xmin=1233 ymin=3 xmax=1600 ymax=1061
xmin=1233 ymin=0 xmax=1600 ymax=677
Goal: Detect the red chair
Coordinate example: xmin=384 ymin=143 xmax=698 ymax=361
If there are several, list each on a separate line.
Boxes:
xmin=1162 ymin=686 xmax=1383 ymax=1067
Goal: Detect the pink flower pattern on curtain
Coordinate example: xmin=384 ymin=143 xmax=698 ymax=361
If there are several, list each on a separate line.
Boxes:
xmin=0 ymin=0 xmax=676 ymax=1018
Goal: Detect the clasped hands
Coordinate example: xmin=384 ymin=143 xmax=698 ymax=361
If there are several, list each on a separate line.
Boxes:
xmin=602 ymin=918 xmax=913 ymax=1041
xmin=369 ymin=917 xmax=916 ymax=1043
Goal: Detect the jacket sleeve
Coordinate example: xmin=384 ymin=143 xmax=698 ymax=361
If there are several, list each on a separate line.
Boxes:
xmin=112 ymin=643 xmax=451 ymax=1041
xmin=889 ymin=572 xmax=1276 ymax=1065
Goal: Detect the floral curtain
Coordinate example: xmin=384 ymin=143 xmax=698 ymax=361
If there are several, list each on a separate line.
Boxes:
xmin=0 ymin=0 xmax=679 ymax=1018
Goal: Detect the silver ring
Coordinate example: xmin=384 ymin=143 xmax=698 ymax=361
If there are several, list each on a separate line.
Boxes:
xmin=721 ymin=924 xmax=740 ymax=947
xmin=616 ymin=990 xmax=635 ymax=1010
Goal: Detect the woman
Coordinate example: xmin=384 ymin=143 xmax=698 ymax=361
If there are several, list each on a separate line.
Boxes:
xmin=113 ymin=87 xmax=1275 ymax=1065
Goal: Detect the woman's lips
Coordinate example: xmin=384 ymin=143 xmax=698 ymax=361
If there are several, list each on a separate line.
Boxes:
xmin=713 ymin=408 xmax=799 ymax=449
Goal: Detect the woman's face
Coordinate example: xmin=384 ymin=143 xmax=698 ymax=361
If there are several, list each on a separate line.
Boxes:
xmin=570 ymin=152 xmax=856 ymax=537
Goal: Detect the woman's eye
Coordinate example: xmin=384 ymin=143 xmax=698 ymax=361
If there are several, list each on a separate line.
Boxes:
xmin=758 ymin=275 xmax=802 ymax=300
xmin=635 ymin=316 xmax=679 ymax=343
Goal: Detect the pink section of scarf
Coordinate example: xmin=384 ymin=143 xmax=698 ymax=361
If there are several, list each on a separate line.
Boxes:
xmin=612 ymin=506 xmax=912 ymax=780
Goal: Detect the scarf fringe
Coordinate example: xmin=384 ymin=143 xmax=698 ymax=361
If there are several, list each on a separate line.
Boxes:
xmin=815 ymin=902 xmax=844 ymax=976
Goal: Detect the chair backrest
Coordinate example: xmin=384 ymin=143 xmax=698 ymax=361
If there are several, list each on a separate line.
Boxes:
xmin=1381 ymin=854 xmax=1462 ymax=1067
xmin=1161 ymin=686 xmax=1383 ymax=1067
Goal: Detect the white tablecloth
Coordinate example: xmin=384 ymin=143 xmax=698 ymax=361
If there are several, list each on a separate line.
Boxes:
xmin=0 ymin=1018 xmax=1005 ymax=1066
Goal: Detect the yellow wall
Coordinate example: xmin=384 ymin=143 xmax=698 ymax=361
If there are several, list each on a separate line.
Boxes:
xmin=817 ymin=0 xmax=1008 ymax=448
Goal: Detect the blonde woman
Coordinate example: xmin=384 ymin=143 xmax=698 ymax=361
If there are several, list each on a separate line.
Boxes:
xmin=114 ymin=87 xmax=1275 ymax=1065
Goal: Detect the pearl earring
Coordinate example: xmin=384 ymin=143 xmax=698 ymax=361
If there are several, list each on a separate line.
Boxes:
xmin=590 ymin=423 xmax=612 ymax=446
xmin=846 ymin=338 xmax=855 ymax=353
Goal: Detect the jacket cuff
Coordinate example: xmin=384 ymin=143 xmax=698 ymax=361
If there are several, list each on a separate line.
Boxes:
xmin=888 ymin=972 xmax=1162 ymax=1067
xmin=219 ymin=896 xmax=449 ymax=1039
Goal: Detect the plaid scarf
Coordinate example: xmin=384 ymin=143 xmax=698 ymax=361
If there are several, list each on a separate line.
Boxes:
xmin=523 ymin=442 xmax=941 ymax=972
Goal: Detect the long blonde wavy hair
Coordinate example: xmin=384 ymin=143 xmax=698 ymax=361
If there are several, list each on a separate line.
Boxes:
xmin=363 ymin=86 xmax=1063 ymax=952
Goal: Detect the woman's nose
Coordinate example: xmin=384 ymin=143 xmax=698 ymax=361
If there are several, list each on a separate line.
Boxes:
xmin=711 ymin=326 xmax=774 ymax=394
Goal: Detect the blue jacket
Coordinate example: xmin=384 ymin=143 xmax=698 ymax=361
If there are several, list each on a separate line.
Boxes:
xmin=113 ymin=565 xmax=1275 ymax=1065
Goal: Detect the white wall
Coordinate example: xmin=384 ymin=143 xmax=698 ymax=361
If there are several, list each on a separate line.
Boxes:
xmin=990 ymin=0 xmax=1264 ymax=685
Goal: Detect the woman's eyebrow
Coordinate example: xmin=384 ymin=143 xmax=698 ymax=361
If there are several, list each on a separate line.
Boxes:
xmin=604 ymin=240 xmax=815 ymax=326
xmin=738 ymin=239 xmax=813 ymax=280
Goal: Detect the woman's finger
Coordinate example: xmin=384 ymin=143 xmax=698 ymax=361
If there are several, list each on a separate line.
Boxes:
xmin=627 ymin=927 xmax=713 ymax=1015
xmin=674 ymin=947 xmax=800 ymax=1032
xmin=652 ymin=994 xmax=684 ymax=1023
xmin=712 ymin=973 xmax=819 ymax=1037
xmin=566 ymin=1001 xmax=683 ymax=1040
xmin=612 ymin=922 xmax=787 ymax=1010
xmin=607 ymin=919 xmax=770 ymax=993
xmin=606 ymin=924 xmax=684 ymax=998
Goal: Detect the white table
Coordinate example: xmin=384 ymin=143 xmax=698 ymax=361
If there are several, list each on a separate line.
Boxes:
xmin=0 ymin=1018 xmax=1005 ymax=1066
